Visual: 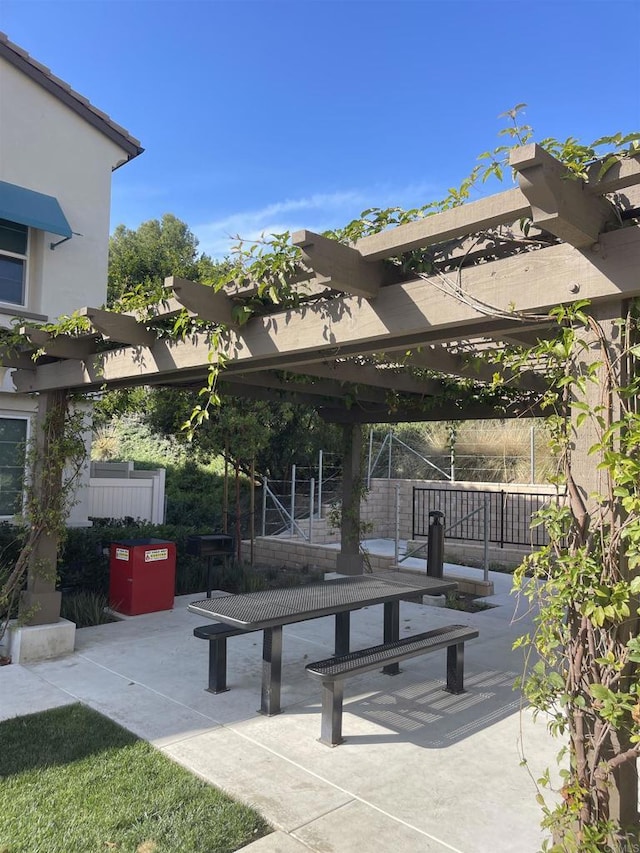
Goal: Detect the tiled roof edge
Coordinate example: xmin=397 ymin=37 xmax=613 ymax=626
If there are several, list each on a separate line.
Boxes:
xmin=0 ymin=32 xmax=144 ymax=163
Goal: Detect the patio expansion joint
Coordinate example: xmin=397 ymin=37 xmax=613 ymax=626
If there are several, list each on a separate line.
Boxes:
xmin=224 ymin=724 xmax=467 ymax=853
xmin=66 ymin=652 xmax=227 ymax=727
xmin=15 ymin=663 xmax=81 ymax=705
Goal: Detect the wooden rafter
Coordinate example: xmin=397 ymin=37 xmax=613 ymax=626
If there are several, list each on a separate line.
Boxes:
xmin=318 ymin=396 xmax=544 ymax=424
xmin=511 ymin=144 xmax=618 ymax=248
xmin=354 ymin=188 xmax=531 ymax=261
xmin=210 ymin=380 xmax=355 ymax=410
xmin=0 ymin=351 xmax=38 ymax=369
xmin=13 ymin=224 xmax=640 ymax=395
xmin=586 ymin=153 xmax=640 ymax=193
xmin=220 ymin=371 xmax=397 ymax=405
xmin=279 ymin=360 xmax=445 ymax=396
xmin=292 ymin=229 xmax=384 ymax=298
xmin=351 ymin=152 xmax=638 ymax=264
xmin=167 ymin=276 xmax=237 ymax=326
xmin=79 ymin=307 xmax=156 ymax=346
xmin=404 ymin=344 xmax=547 ymax=392
xmin=19 ymin=327 xmax=96 ymax=360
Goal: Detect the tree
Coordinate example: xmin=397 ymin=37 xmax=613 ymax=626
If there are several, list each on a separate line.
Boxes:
xmin=104 ymin=214 xmax=340 ymax=475
xmin=100 ymin=214 xmax=229 ymax=423
xmin=107 ymin=213 xmax=218 ymax=306
xmin=144 ymin=388 xmax=341 ymax=480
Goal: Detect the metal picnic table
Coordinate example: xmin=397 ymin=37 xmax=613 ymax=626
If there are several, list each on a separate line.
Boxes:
xmin=188 ymin=571 xmax=456 ymax=715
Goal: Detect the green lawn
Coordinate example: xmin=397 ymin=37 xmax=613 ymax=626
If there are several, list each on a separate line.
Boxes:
xmin=0 ymin=704 xmax=270 ymax=853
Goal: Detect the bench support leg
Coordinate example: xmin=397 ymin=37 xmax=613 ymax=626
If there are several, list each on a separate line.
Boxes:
xmin=261 ymin=626 xmax=283 ymax=716
xmin=446 ymin=641 xmax=466 ymax=694
xmin=382 ymin=601 xmax=400 ymax=675
xmin=206 ymin=637 xmax=230 ymax=694
xmin=335 ymin=611 xmax=350 ymax=656
xmin=320 ymin=680 xmax=344 ymax=746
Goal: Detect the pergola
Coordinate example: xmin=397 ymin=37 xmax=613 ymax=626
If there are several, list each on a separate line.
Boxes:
xmin=4 ymin=141 xmax=640 ymax=823
xmin=8 ymin=145 xmax=638 ymax=408
xmin=4 ymin=142 xmax=640 ymax=587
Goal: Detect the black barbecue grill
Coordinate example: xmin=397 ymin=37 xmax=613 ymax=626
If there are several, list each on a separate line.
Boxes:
xmin=186 ymin=534 xmax=234 ymax=597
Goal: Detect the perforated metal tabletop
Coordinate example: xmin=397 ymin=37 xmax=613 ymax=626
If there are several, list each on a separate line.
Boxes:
xmin=188 ymin=572 xmax=455 ymax=629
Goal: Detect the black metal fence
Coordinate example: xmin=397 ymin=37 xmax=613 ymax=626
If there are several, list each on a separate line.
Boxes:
xmin=412 ymin=487 xmax=561 ymax=548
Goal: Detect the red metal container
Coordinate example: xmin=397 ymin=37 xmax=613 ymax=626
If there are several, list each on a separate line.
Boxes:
xmin=109 ymin=538 xmax=176 ymax=616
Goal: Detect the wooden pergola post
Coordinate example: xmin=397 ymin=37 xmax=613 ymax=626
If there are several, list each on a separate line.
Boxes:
xmin=569 ymin=302 xmax=638 ymax=828
xmin=335 ymin=423 xmax=364 ymax=576
xmin=19 ymin=389 xmax=67 ymax=626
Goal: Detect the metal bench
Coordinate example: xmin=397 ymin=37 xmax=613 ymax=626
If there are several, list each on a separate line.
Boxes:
xmin=193 ymin=623 xmax=257 ymax=693
xmin=306 ymin=624 xmax=479 ymax=746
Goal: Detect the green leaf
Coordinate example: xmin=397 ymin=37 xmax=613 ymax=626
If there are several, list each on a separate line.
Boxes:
xmin=589 ymin=683 xmax=611 ymax=701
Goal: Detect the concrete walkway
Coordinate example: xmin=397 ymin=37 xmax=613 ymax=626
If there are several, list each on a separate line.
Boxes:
xmin=0 ymin=557 xmax=557 ymax=852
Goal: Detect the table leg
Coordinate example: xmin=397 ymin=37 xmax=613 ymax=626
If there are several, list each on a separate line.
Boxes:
xmin=383 ymin=600 xmax=400 ymax=675
xmin=334 ymin=611 xmax=350 ymax=656
xmin=260 ymin=626 xmax=283 ymax=715
xmin=206 ymin=556 xmax=213 ymax=598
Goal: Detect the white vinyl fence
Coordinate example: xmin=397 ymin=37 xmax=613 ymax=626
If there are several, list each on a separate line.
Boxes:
xmin=88 ymin=462 xmax=165 ymax=524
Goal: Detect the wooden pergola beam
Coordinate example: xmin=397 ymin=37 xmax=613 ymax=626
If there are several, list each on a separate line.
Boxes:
xmin=167 ymin=276 xmax=237 ymax=327
xmin=274 ymin=360 xmax=445 ymax=396
xmin=352 ymin=149 xmax=638 ymax=264
xmin=404 ymin=344 xmax=548 ymax=392
xmin=401 ymin=344 xmax=495 ymax=380
xmin=79 ymin=307 xmax=156 ymax=346
xmin=0 ymin=350 xmax=38 ymax=369
xmin=216 ymin=380 xmax=350 ymax=409
xmin=587 ymin=153 xmax=640 ymax=193
xmin=13 ymin=225 xmax=640 ymax=394
xmin=511 ymin=144 xmax=619 ymax=248
xmin=318 ymin=397 xmax=544 ymax=424
xmin=291 ymin=229 xmax=384 ymax=298
xmin=135 ymin=296 xmax=190 ymax=320
xmin=221 ymin=370 xmax=397 ymax=405
xmin=355 ymin=188 xmax=531 ymax=261
xmin=226 ymin=266 xmax=317 ymax=298
xmin=494 ymin=328 xmax=557 ymax=348
xmin=19 ymin=327 xmax=96 ymax=360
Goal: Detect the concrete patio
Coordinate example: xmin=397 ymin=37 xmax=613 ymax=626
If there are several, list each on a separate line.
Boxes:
xmin=0 ymin=556 xmax=558 ymax=853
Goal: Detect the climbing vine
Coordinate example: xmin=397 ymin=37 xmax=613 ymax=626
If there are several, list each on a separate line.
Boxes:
xmin=507 ymin=300 xmax=640 ymax=850
xmin=0 ymin=392 xmax=87 ymax=647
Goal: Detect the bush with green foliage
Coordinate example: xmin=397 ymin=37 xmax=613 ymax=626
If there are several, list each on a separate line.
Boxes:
xmin=60 ymin=590 xmax=115 ymax=628
xmin=60 ymin=520 xmax=219 ymax=596
xmin=90 ymin=414 xmax=253 ymax=527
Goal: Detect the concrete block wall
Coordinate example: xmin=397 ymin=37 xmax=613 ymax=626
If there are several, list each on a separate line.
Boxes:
xmin=244 ymin=536 xmax=396 ymax=574
xmin=302 ymin=515 xmax=341 ymax=546
xmin=361 ymin=479 xmax=394 ymax=538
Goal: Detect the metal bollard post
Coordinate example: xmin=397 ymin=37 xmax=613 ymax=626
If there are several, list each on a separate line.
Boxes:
xmin=426 ymin=510 xmax=445 ymax=578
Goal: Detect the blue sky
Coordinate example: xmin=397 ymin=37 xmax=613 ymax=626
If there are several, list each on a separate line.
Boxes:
xmin=2 ymin=0 xmax=639 ymax=258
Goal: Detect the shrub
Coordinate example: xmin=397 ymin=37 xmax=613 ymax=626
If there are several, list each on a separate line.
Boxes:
xmin=60 ymin=521 xmax=220 ymax=596
xmin=60 ymin=590 xmax=116 ymax=628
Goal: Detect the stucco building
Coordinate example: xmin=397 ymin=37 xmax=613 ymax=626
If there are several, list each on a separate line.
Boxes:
xmin=0 ymin=33 xmax=142 ymax=521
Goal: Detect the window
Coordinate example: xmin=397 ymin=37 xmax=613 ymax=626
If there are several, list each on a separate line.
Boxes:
xmin=0 ymin=417 xmax=28 ymax=516
xmin=0 ymin=219 xmax=28 ymax=306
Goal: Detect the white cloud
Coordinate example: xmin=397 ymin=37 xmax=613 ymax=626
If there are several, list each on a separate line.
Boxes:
xmin=194 ymin=181 xmax=440 ymax=259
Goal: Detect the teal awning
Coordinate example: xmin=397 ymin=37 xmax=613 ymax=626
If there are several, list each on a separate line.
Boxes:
xmin=0 ymin=180 xmax=72 ymax=238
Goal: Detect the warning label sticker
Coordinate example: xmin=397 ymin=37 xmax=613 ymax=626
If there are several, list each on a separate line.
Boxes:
xmin=144 ymin=548 xmax=169 ymax=562
xmin=115 ymin=548 xmax=129 ymax=561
